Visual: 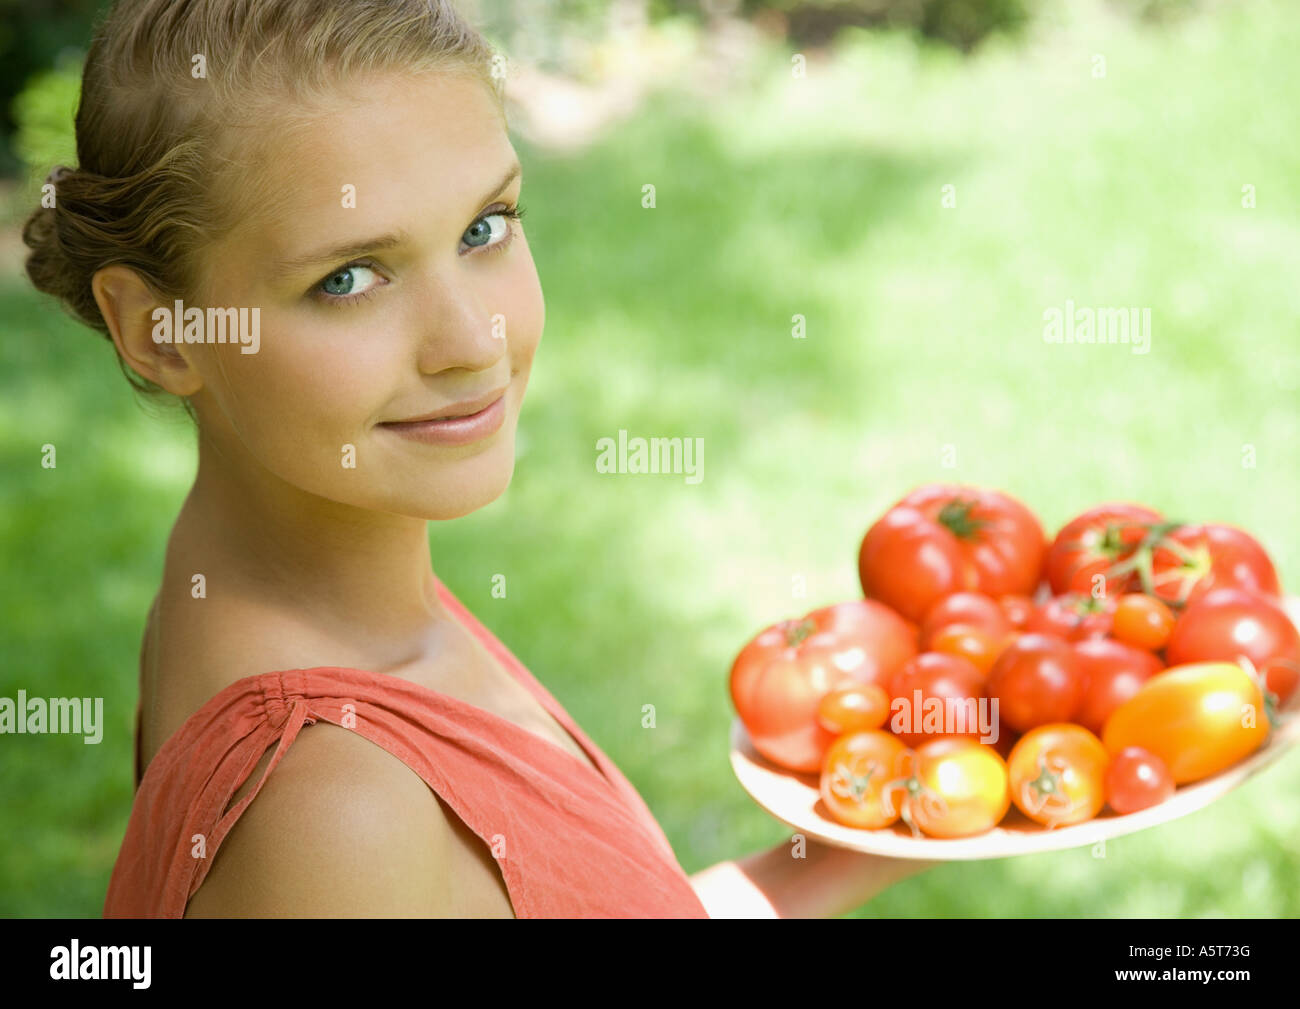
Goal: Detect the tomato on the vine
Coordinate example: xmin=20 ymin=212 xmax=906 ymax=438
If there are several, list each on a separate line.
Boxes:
xmin=928 ymin=625 xmax=1006 ymax=678
xmin=1045 ymin=503 xmax=1164 ymax=597
xmin=1149 ymin=523 xmax=1281 ymax=607
xmin=859 ymin=485 xmax=1046 ymax=624
xmin=1007 ymin=724 xmax=1110 ymax=828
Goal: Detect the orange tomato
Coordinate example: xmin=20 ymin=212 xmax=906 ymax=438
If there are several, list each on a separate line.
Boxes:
xmin=820 ymin=731 xmax=911 ymax=829
xmin=889 ymin=737 xmax=1010 ymax=839
xmin=1007 ymin=724 xmax=1109 ymax=828
xmin=928 ymin=624 xmax=1007 ymax=678
xmin=818 ymin=684 xmax=891 ymax=735
xmin=1101 ymin=661 xmax=1269 ymax=784
xmin=1111 ymin=594 xmax=1176 ymax=652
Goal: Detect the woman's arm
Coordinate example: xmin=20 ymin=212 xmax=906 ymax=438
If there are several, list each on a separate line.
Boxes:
xmin=688 ymin=838 xmax=940 ymax=918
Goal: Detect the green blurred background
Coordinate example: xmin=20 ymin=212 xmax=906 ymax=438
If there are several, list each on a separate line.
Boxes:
xmin=1 ymin=0 xmax=1297 ymax=917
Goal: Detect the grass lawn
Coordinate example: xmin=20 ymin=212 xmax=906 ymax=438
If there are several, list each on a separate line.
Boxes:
xmin=1 ymin=0 xmax=1297 ymax=916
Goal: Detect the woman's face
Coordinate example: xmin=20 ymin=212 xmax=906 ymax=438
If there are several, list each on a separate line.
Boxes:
xmin=186 ymin=70 xmax=544 ymax=521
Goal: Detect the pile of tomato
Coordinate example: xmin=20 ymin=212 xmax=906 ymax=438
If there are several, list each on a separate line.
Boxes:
xmin=728 ymin=484 xmax=1299 ymax=839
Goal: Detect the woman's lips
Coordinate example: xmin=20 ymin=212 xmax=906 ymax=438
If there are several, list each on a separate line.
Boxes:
xmin=379 ymin=394 xmax=506 ymax=446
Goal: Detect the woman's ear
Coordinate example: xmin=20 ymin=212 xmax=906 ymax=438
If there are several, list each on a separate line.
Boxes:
xmin=92 ymin=265 xmax=204 ymax=396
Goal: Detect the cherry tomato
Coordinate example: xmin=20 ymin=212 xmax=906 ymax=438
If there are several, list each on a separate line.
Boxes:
xmin=730 ymin=599 xmax=917 ymax=772
xmin=889 ymin=737 xmax=1010 ymax=839
xmin=1165 ymin=587 xmax=1300 ymax=678
xmin=1101 ymin=661 xmax=1270 ymax=784
xmin=928 ymin=624 xmax=1006 ymax=678
xmin=1007 ymin=723 xmax=1109 ymax=828
xmin=887 ymin=651 xmax=987 ymax=747
xmin=986 ymin=633 xmax=1085 ymax=734
xmin=859 ymin=484 xmax=1046 ymax=624
xmin=920 ymin=591 xmax=1012 ymax=647
xmin=1045 ymin=503 xmax=1164 ymax=597
xmin=1104 ymin=746 xmax=1175 ymax=814
xmin=1026 ymin=592 xmax=1116 ymax=642
xmin=1259 ymin=657 xmax=1300 ymax=711
xmin=1111 ymin=593 xmax=1175 ymax=651
xmin=819 ymin=730 xmax=911 ymax=829
xmin=1149 ymin=523 xmax=1281 ymax=607
xmin=818 ymin=684 xmax=891 ymax=735
xmin=1072 ymin=637 xmax=1163 ymax=737
xmin=998 ymin=594 xmax=1035 ymax=629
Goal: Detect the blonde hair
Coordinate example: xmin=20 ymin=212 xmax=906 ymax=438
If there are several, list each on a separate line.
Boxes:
xmin=22 ymin=0 xmax=505 ymax=406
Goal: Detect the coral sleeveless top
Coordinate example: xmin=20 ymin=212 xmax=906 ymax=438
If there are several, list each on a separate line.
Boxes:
xmin=103 ymin=574 xmax=710 ymax=918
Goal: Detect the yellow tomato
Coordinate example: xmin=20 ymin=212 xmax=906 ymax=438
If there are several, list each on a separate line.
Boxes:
xmin=1101 ymin=661 xmax=1269 ymax=785
xmin=1007 ymin=723 xmax=1109 ymax=827
xmin=892 ymin=737 xmax=1010 ymax=839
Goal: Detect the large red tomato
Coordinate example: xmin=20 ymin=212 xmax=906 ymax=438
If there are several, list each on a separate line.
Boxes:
xmin=1164 ymin=588 xmax=1300 ymax=706
xmin=985 ymin=633 xmax=1085 ymax=735
xmin=730 ymin=599 xmax=918 ymax=772
xmin=859 ymin=484 xmax=1047 ymax=624
xmin=887 ymin=652 xmax=987 ymax=747
xmin=1045 ymin=503 xmax=1164 ymax=597
xmin=1149 ymin=523 xmax=1282 ymax=606
xmin=1071 ymin=637 xmax=1163 ymax=737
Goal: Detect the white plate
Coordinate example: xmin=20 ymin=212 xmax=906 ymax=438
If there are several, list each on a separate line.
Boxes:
xmin=728 ymin=595 xmax=1300 ymax=860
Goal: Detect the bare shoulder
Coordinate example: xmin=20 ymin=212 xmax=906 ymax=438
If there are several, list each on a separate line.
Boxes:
xmin=184 ymin=721 xmax=514 ymax=918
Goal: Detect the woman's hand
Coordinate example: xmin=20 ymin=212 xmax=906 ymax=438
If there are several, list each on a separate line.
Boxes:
xmin=689 ymin=837 xmax=943 ymax=918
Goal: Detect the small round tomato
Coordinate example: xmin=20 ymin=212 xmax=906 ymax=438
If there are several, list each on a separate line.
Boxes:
xmin=887 ymin=652 xmax=987 ymax=747
xmin=928 ymin=625 xmax=1006 ymax=678
xmin=1026 ymin=593 xmax=1116 ymax=642
xmin=1111 ymin=594 xmax=1175 ymax=651
xmin=819 ymin=730 xmax=911 ymax=829
xmin=920 ymin=592 xmax=1012 ymax=648
xmin=818 ymin=684 xmax=891 ymax=735
xmin=1259 ymin=657 xmax=1300 ymax=710
xmin=1104 ymin=746 xmax=1175 ymax=814
xmin=985 ymin=633 xmax=1084 ymax=735
xmin=1101 ymin=661 xmax=1270 ymax=785
xmin=998 ymin=594 xmax=1035 ymax=630
xmin=1072 ymin=637 xmax=1163 ymax=737
xmin=1007 ymin=723 xmax=1110 ymax=828
xmin=1165 ymin=587 xmax=1300 ymax=674
xmin=888 ymin=737 xmax=1010 ymax=839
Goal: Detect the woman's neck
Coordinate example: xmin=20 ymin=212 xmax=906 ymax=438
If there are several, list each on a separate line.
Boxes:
xmin=166 ymin=438 xmax=453 ymax=662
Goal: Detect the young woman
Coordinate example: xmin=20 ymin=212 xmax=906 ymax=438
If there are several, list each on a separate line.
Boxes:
xmin=24 ymin=0 xmax=937 ymax=917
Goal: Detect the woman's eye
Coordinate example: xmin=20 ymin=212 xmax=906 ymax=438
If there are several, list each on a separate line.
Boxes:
xmin=318 ymin=263 xmax=383 ymax=299
xmin=462 ymin=212 xmax=513 ymax=251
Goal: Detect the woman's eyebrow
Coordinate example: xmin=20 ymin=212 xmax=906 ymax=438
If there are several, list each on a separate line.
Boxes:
xmin=270 ymin=161 xmax=523 ymax=279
